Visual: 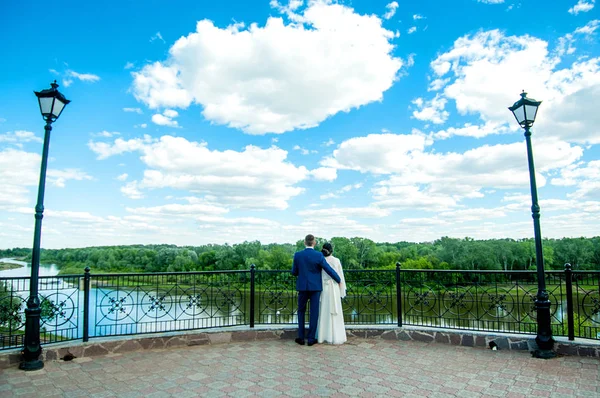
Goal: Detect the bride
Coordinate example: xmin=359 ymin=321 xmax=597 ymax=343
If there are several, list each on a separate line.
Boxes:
xmin=317 ymin=242 xmax=347 ymax=344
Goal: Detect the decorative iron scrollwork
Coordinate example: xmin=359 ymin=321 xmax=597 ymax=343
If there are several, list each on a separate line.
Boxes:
xmin=213 ymin=287 xmax=242 ymax=313
xmin=481 ymin=289 xmax=514 ymax=318
xmin=0 ymin=295 xmax=25 ymax=329
xmin=40 ymin=292 xmax=76 ymax=328
xmin=581 ymin=292 xmax=600 ymax=324
xmin=141 ymin=290 xmax=173 ymax=319
xmin=99 ymin=291 xmax=133 ymax=322
xmin=178 ymin=287 xmax=209 ymax=317
xmin=406 ymin=288 xmax=437 ymax=313
xmin=442 ymin=289 xmax=474 ymax=317
xmin=262 ymin=286 xmax=292 ymax=312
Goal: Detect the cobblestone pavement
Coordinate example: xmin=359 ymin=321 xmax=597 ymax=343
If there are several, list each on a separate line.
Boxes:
xmin=1 ymin=338 xmax=599 ymax=397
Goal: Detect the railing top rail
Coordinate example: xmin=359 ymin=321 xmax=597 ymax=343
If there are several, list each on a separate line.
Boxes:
xmin=0 ymin=276 xmax=31 ymax=281
xmin=256 ymin=269 xmax=393 ymax=273
xmin=0 ymin=274 xmax=83 ymax=281
xmin=333 ymin=269 xmax=396 ymax=273
xmin=397 ymin=269 xmax=537 ymax=274
xmin=255 ymin=268 xmax=562 ymax=274
xmin=570 ymin=270 xmax=600 ymax=274
xmin=90 ymin=270 xmax=250 ymax=278
xmin=3 ymin=268 xmax=598 ymax=283
xmin=254 ymin=269 xmax=293 ymax=273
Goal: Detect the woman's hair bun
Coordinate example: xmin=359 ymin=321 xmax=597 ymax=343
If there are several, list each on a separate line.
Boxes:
xmin=321 ymin=242 xmax=333 ymax=256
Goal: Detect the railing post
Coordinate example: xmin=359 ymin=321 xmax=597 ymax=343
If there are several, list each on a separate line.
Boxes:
xmin=250 ymin=264 xmax=256 ymax=328
xmin=396 ymin=262 xmax=402 ymax=327
xmin=83 ymin=267 xmax=91 ymax=342
xmin=564 ymin=263 xmax=574 ymax=341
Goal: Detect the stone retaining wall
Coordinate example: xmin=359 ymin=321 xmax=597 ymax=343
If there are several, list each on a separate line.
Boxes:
xmin=2 ymin=326 xmax=598 ymax=369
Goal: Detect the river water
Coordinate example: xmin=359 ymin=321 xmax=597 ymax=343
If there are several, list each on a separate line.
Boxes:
xmin=0 ymin=258 xmax=59 ymax=278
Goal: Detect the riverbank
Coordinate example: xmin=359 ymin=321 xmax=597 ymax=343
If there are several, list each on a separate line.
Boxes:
xmin=0 ymin=262 xmax=24 ymax=271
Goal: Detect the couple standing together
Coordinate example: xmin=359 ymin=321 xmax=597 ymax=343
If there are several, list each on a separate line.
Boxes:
xmin=291 ymin=234 xmax=347 ymax=346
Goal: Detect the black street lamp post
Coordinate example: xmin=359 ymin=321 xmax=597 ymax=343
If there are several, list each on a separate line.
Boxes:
xmin=508 ymin=91 xmax=556 ymax=359
xmin=20 ymin=81 xmax=70 ymax=371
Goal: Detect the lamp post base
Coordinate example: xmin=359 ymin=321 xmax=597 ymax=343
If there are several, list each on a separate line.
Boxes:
xmin=531 ymin=349 xmax=557 ymax=359
xmin=533 ymin=294 xmax=556 ymax=359
xmin=19 ymin=359 xmax=44 ymax=371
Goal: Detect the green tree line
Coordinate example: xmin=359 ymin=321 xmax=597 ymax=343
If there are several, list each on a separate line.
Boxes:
xmin=1 ymin=236 xmax=599 ymax=274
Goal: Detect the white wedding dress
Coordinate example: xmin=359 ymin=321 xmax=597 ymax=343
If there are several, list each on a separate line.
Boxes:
xmin=317 ymin=255 xmax=347 ymax=344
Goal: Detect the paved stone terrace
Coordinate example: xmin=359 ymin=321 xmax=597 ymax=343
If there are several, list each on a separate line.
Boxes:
xmin=1 ymin=337 xmax=599 ymax=398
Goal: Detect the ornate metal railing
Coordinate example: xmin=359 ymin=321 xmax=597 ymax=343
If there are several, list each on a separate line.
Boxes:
xmin=399 ymin=270 xmax=565 ymax=335
xmin=342 ymin=270 xmax=396 ymax=324
xmin=0 ymin=275 xmax=80 ymax=350
xmin=569 ymin=269 xmax=600 ymax=340
xmin=91 ymin=271 xmax=248 ymax=338
xmin=255 ymin=270 xmax=397 ymax=325
xmin=256 ymin=270 xmax=296 ymax=325
xmin=0 ymin=265 xmax=599 ymax=351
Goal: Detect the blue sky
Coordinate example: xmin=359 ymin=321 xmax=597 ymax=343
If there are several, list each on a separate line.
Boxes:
xmin=0 ymin=0 xmax=599 ymax=249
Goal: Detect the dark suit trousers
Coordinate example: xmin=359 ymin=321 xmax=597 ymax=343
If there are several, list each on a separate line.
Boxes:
xmin=297 ymin=290 xmax=321 ymax=341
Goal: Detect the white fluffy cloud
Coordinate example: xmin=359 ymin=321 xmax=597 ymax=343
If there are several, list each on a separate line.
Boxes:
xmin=322 ymin=132 xmax=431 ymax=174
xmin=62 ymin=70 xmax=100 ymax=87
xmin=47 ymin=169 xmax=93 ymax=188
xmin=0 ymin=131 xmax=42 ymax=144
xmin=574 ymin=19 xmax=599 ymax=36
xmin=131 ymin=0 xmax=403 ymax=134
xmin=311 ymin=167 xmax=337 ymax=182
xmin=91 ymin=131 xmax=121 ymax=138
xmin=67 ymin=70 xmax=100 ymax=82
xmin=298 ymin=206 xmax=389 ymax=218
xmin=0 ymin=149 xmax=92 ymax=207
xmin=319 ymin=183 xmax=362 ymax=200
xmin=371 ymin=183 xmax=459 ymax=212
xmin=293 ymin=145 xmax=317 ymax=155
xmin=150 ymin=32 xmax=165 ymax=43
xmin=126 ymin=202 xmax=229 ymax=217
xmin=383 ymin=2 xmax=399 ymax=20
xmin=568 ymin=0 xmax=595 ymax=15
xmin=152 ymin=109 xmax=180 ymax=127
xmin=323 ymin=132 xmax=583 ymax=211
xmin=411 ymin=94 xmax=449 ymax=124
xmin=551 ymin=160 xmax=600 ymax=200
xmin=89 ymin=135 xmax=310 ymax=209
xmin=88 ymin=135 xmax=154 ymax=159
xmin=0 ymin=150 xmax=40 ymax=206
xmin=432 ymin=121 xmax=509 ymax=140
xmin=123 ymin=108 xmax=143 ymax=114
xmin=121 ymin=181 xmax=144 ymax=199
xmin=427 ymin=28 xmax=600 ymax=144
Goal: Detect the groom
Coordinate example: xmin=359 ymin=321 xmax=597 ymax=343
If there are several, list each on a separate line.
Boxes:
xmin=292 ymin=234 xmax=341 ymax=346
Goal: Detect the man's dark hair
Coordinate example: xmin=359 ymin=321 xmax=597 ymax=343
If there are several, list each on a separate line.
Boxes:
xmin=304 ymin=234 xmax=315 ymax=246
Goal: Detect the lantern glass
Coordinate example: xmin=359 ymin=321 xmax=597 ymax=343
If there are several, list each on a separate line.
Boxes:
xmin=512 ymin=104 xmax=526 ymax=125
xmin=51 ymin=98 xmax=66 ymax=119
xmin=38 ymin=97 xmax=54 ymax=117
xmin=525 ymin=104 xmax=538 ymax=124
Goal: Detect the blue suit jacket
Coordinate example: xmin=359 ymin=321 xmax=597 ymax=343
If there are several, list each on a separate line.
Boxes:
xmin=292 ymin=248 xmax=341 ymax=291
